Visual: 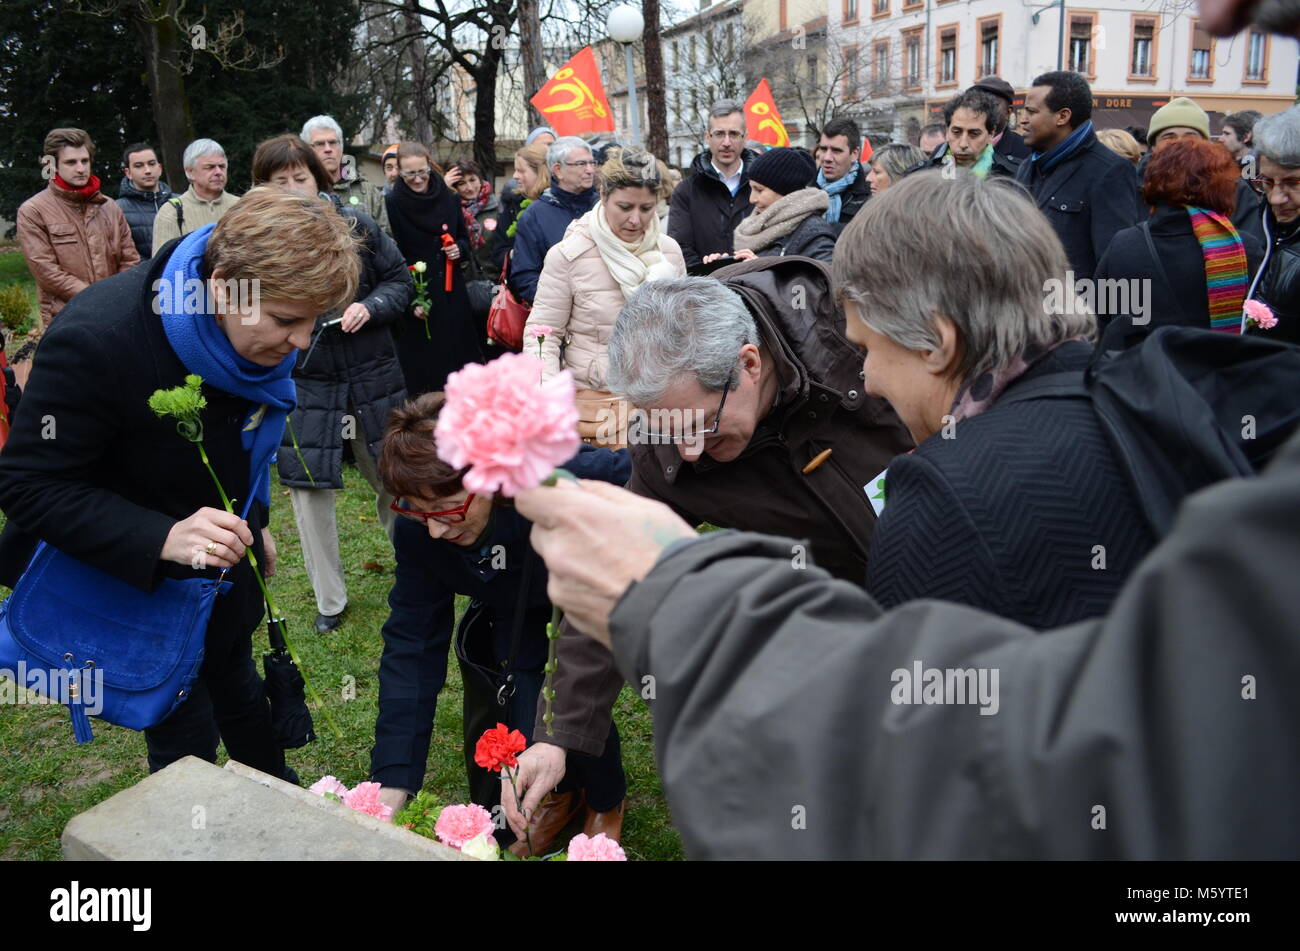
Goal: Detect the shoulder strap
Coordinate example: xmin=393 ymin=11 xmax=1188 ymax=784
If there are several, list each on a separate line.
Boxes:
xmin=169 ymin=196 xmax=184 ymax=234
xmin=1141 ymin=220 xmax=1177 ymax=302
xmin=996 ymin=370 xmax=1088 ymax=406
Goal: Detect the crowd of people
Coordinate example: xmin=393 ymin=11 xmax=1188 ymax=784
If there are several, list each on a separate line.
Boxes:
xmin=4 ymin=0 xmax=1300 ymax=860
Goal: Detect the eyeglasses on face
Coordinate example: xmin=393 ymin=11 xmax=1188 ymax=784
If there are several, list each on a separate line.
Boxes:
xmin=563 ymin=160 xmax=598 ymax=168
xmin=1250 ymin=177 xmax=1300 ymax=197
xmin=630 ymin=377 xmax=734 ymax=443
xmin=390 ymin=494 xmax=476 ymax=524
xmin=400 ymin=167 xmax=432 ymax=180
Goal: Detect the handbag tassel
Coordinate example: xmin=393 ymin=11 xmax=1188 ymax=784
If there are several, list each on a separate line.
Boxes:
xmin=64 ymin=655 xmax=94 ymax=744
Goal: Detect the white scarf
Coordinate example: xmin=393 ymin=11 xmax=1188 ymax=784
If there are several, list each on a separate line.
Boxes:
xmin=587 ymin=204 xmax=677 ymax=301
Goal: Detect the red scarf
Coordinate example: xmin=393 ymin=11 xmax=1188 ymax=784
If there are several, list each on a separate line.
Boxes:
xmin=53 ymin=174 xmax=102 ymax=200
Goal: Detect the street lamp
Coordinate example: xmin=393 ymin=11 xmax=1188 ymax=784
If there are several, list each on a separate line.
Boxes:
xmin=1031 ymin=0 xmax=1067 ymax=71
xmin=607 ymin=3 xmax=644 ymax=145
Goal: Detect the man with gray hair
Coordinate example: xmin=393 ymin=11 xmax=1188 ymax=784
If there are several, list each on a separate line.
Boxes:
xmin=301 ymin=115 xmax=390 ymax=235
xmin=1247 ymin=104 xmax=1300 ymax=345
xmin=506 ymin=136 xmax=599 ymax=304
xmin=668 ymin=100 xmax=758 ymax=269
xmin=500 ymin=259 xmax=913 ymax=839
xmin=151 ymin=138 xmax=238 ymax=254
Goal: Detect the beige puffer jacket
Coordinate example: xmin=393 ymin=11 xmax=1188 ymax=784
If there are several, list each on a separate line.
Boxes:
xmin=526 ymin=214 xmax=686 ymax=390
xmin=17 ymin=182 xmax=140 ymax=326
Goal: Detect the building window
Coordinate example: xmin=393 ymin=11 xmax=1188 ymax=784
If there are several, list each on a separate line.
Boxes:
xmin=844 ymin=45 xmax=859 ymax=96
xmin=1069 ymin=14 xmax=1095 ymax=76
xmin=691 ymin=88 xmax=698 ymax=117
xmin=1189 ymin=21 xmax=1213 ymax=81
xmin=672 ymin=40 xmax=679 ymax=72
xmin=689 ymin=35 xmax=696 ymax=69
xmin=844 ymin=0 xmax=859 ymax=23
xmin=903 ymin=0 xmax=922 ymax=8
xmin=726 ymin=23 xmax=734 ymax=59
xmin=978 ymin=17 xmax=1000 ymax=78
xmin=874 ymin=39 xmax=890 ymax=87
xmin=904 ymin=28 xmax=922 ymax=90
xmin=938 ymin=26 xmax=957 ymax=86
xmin=1130 ymin=18 xmax=1155 ymax=77
xmin=674 ymin=88 xmax=682 ymax=122
xmin=808 ymin=54 xmax=819 ymax=83
xmin=1246 ymin=29 xmax=1268 ymax=81
xmin=874 ymin=0 xmax=889 ymax=18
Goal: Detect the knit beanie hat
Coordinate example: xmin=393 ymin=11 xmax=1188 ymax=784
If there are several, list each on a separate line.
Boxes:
xmin=1148 ymin=97 xmax=1210 ymax=143
xmin=748 ymin=147 xmax=817 ymax=196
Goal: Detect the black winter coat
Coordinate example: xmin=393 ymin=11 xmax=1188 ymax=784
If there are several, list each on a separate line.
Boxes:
xmin=866 ymin=341 xmax=1157 ymax=629
xmin=1253 ymin=208 xmax=1300 ymax=346
xmin=276 ymin=209 xmax=413 ymax=489
xmin=668 ymin=149 xmax=757 ymax=269
xmin=385 ymin=177 xmax=483 ymax=396
xmin=1093 ymin=203 xmax=1264 ymax=343
xmin=1016 ymin=129 xmax=1141 ymax=277
xmin=755 ymin=214 xmax=837 ymax=262
xmin=0 ymin=242 xmax=270 ymax=645
xmin=116 ymin=177 xmax=173 ymax=260
xmin=994 ymin=128 xmax=1032 ymax=161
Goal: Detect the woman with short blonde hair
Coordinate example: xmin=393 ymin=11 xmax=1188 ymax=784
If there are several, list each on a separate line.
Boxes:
xmin=0 ymin=187 xmax=361 ymax=781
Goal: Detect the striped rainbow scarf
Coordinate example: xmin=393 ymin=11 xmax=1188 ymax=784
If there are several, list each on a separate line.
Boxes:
xmin=1186 ymin=205 xmax=1248 ymax=333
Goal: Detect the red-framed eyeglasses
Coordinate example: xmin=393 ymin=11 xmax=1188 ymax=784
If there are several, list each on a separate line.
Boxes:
xmin=390 ymin=494 xmax=477 ymax=524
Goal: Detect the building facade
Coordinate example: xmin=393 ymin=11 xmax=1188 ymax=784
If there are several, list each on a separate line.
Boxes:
xmin=828 ymin=0 xmax=1299 ymax=145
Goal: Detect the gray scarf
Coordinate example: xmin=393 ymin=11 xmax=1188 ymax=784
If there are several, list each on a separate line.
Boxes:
xmin=733 ymin=187 xmax=830 ymax=253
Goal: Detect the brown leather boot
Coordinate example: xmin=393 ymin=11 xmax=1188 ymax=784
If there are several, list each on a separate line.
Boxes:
xmin=507 ymin=790 xmax=585 ymax=858
xmin=582 ymin=797 xmax=627 ymax=843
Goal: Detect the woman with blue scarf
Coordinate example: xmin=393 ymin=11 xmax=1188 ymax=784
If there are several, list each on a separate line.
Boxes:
xmin=0 ymin=189 xmax=360 ymax=779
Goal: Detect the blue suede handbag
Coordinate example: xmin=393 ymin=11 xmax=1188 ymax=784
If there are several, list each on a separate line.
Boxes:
xmin=0 ymin=541 xmax=229 ymax=743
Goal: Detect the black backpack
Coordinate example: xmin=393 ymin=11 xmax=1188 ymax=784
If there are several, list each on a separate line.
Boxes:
xmin=1001 ymin=326 xmax=1300 ymax=536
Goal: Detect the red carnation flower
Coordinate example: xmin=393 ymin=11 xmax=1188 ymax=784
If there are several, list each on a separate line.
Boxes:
xmin=474 ymin=722 xmax=527 ymax=773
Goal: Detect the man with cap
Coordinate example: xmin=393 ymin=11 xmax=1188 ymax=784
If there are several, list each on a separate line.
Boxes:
xmin=1144 ymin=96 xmax=1263 ymax=242
xmin=971 ymin=76 xmax=1032 ymax=161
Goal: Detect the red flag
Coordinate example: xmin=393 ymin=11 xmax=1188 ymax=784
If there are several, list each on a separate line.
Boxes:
xmin=859 ymin=138 xmax=874 ymax=161
xmin=744 ymin=79 xmax=790 ymax=147
xmin=530 ymin=46 xmax=615 ymax=137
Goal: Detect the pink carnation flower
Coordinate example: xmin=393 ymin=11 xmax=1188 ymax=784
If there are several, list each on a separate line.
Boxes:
xmin=309 ymin=775 xmax=349 ymax=798
xmin=434 ymin=803 xmax=497 ymax=849
xmin=343 ymin=781 xmax=394 ymax=821
xmin=1245 ymin=299 xmax=1278 ymax=330
xmin=528 ymin=324 xmax=554 ymax=340
xmin=566 ymin=832 xmax=627 ymax=861
xmin=435 ymin=353 xmax=580 ymax=497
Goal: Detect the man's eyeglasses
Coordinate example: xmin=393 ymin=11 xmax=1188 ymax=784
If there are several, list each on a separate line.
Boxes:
xmin=563 ymin=160 xmax=598 ymax=168
xmin=390 ymin=494 xmax=476 ymax=524
xmin=630 ymin=377 xmax=734 ymax=443
xmin=400 ymin=167 xmax=432 ymax=180
xmin=708 ymin=130 xmax=745 ymax=141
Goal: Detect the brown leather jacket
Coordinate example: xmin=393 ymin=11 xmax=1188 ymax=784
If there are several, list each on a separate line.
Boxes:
xmin=535 ymin=256 xmax=915 ymax=754
xmin=16 ymin=181 xmax=140 ymax=326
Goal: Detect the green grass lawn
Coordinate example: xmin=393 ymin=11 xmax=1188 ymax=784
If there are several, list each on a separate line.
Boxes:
xmin=0 ymin=464 xmax=683 ymax=861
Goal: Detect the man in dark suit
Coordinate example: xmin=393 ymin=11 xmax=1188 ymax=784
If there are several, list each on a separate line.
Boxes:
xmin=1015 ymin=70 xmax=1141 ymax=278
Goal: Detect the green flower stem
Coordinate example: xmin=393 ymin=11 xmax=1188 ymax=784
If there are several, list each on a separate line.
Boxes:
xmin=194 ymin=444 xmax=342 ymax=743
xmin=504 ymin=764 xmax=535 ymax=857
